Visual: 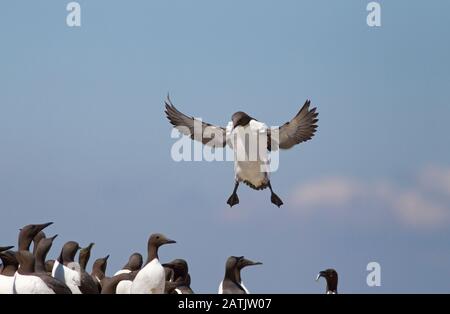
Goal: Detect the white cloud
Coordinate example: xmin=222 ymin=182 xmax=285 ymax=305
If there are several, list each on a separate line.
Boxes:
xmin=419 ymin=165 xmax=450 ymax=197
xmin=289 ymin=166 xmax=450 ymax=229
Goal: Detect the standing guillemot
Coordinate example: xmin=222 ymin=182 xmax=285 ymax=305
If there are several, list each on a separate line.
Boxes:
xmin=79 ymin=243 xmax=94 ymax=271
xmin=14 ymin=250 xmax=71 ymax=294
xmin=34 ymin=234 xmax=58 ymax=273
xmin=130 ymin=233 xmax=176 ymax=294
xmin=91 ymin=255 xmax=109 ymax=292
xmin=78 ymin=243 xmax=99 ymax=294
xmin=165 ymin=96 xmax=318 ymax=207
xmin=52 ymin=241 xmax=82 ymax=294
xmin=0 ymin=250 xmax=18 ymax=294
xmin=218 ymin=256 xmax=261 ymax=294
xmin=163 ymin=259 xmax=194 ymax=294
xmin=114 ymin=253 xmax=143 ymax=294
xmin=18 ymin=222 xmax=53 ymax=251
xmin=113 ymin=252 xmax=143 ymax=276
xmin=316 ymin=269 xmax=338 ymax=294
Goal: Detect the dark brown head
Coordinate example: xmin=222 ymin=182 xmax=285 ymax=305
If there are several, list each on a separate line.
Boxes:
xmin=18 ymin=222 xmax=53 ymax=251
xmin=316 ymin=268 xmax=338 ymax=294
xmin=232 ymin=112 xmax=253 ymax=129
xmin=34 ymin=234 xmax=58 ymax=273
xmin=123 ymin=252 xmax=143 ymax=271
xmin=0 ymin=250 xmax=19 ymax=275
xmin=224 ymin=256 xmax=240 ymax=281
xmin=16 ymin=250 xmax=35 ymax=275
xmin=147 ymin=233 xmax=176 ymax=262
xmin=162 ymin=259 xmax=189 ymax=280
xmin=78 ymin=242 xmax=95 ymax=271
xmin=58 ymin=241 xmax=80 ymax=265
xmin=92 ymin=255 xmax=109 ymax=278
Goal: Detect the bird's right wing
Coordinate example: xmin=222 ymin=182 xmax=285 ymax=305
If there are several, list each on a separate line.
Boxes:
xmin=165 ymin=96 xmax=227 ymax=148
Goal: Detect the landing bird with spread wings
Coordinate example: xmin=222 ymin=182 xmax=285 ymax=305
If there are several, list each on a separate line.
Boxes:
xmin=165 ymin=96 xmax=318 ymax=207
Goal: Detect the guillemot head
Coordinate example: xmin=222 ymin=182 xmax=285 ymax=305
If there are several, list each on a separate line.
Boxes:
xmin=18 ymin=222 xmax=53 ymax=251
xmin=232 ymin=112 xmax=253 ymax=129
xmin=58 ymin=241 xmax=80 ymax=264
xmin=124 ymin=252 xmax=143 ymax=271
xmin=0 ymin=250 xmax=18 ymax=267
xmin=162 ymin=259 xmax=189 ymax=279
xmin=316 ymin=268 xmax=338 ymax=294
xmin=148 ymin=233 xmax=176 ymax=250
xmin=79 ymin=242 xmax=95 ymax=270
xmin=92 ymin=255 xmax=109 ymax=276
xmin=35 ymin=235 xmax=58 ymax=261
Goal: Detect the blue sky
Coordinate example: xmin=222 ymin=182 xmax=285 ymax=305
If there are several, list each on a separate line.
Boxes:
xmin=1 ymin=1 xmax=450 ymax=293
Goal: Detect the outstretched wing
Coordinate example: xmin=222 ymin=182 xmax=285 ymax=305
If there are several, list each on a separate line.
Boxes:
xmin=269 ymin=100 xmax=318 ymax=150
xmin=165 ymin=96 xmax=227 ymax=148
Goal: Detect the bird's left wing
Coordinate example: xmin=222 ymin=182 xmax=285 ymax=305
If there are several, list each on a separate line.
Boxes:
xmin=268 ymin=100 xmax=318 ymax=150
xmin=165 ymin=96 xmax=227 ymax=148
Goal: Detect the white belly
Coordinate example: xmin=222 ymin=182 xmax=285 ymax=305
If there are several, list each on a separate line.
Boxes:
xmin=0 ymin=274 xmax=15 ymax=294
xmin=235 ymin=160 xmax=268 ymax=187
xmin=116 ymin=280 xmax=132 ymax=294
xmin=218 ymin=281 xmax=223 ymax=294
xmin=240 ymin=281 xmax=250 ymax=294
xmin=51 ymin=260 xmax=82 ymax=294
xmin=231 ymin=121 xmax=270 ymax=188
xmin=130 ymin=259 xmax=165 ymax=294
xmin=114 ymin=269 xmax=131 ymax=276
xmin=13 ymin=273 xmax=54 ymax=294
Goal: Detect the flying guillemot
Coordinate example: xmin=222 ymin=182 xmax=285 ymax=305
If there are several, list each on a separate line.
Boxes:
xmin=165 ymin=96 xmax=318 ymax=207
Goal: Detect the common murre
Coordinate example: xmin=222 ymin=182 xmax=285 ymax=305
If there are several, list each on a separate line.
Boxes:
xmin=130 ymin=233 xmax=176 ymax=294
xmin=316 ymin=268 xmax=338 ymax=294
xmin=165 ymin=96 xmax=318 ymax=207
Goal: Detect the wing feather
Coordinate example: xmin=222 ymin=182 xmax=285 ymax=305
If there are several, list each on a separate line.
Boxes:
xmin=164 ymin=96 xmax=227 ymax=148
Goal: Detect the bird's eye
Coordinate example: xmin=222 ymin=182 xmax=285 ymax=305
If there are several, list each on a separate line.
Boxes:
xmin=156 ymin=236 xmax=160 ymax=239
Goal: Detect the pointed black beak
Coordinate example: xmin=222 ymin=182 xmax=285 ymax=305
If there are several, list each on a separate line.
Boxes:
xmin=104 ymin=255 xmax=110 ymax=261
xmin=37 ymin=222 xmax=53 ymax=232
xmin=162 ymin=262 xmax=174 ymax=269
xmin=50 ymin=234 xmax=58 ymax=241
xmin=244 ymin=259 xmax=262 ymax=267
xmin=0 ymin=246 xmax=14 ymax=252
xmin=164 ymin=239 xmax=176 ymax=245
xmin=316 ymin=271 xmax=326 ymax=281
